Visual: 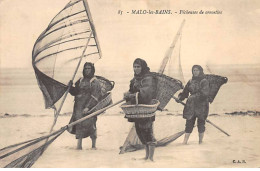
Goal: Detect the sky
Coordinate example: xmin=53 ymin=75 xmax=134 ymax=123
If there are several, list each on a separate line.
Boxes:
xmin=0 ymin=0 xmax=260 ymax=71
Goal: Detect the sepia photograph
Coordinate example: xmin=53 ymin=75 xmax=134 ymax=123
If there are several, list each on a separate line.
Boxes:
xmin=0 ymin=0 xmax=259 ymax=168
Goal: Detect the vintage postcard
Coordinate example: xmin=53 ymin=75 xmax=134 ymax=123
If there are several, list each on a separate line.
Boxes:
xmin=0 ymin=0 xmax=259 ymax=168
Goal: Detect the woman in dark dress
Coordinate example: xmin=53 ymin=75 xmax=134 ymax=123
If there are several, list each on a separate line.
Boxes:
xmin=177 ymin=65 xmax=210 ymax=144
xmin=124 ymin=58 xmax=157 ymax=161
xmin=68 ymin=62 xmax=103 ymax=150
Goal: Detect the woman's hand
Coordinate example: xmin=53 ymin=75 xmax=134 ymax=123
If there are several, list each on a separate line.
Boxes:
xmin=175 ymin=96 xmax=181 ymax=103
xmin=123 ymin=92 xmax=136 ymax=100
xmin=83 ymin=108 xmax=89 ymax=114
xmin=189 ymin=94 xmax=197 ymax=101
xmin=123 ymin=92 xmax=130 ymax=99
xmin=68 ymin=80 xmax=73 ymax=87
xmin=178 ymin=93 xmax=185 ymax=101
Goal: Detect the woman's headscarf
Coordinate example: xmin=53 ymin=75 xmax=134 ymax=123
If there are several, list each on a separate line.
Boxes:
xmin=192 ymin=65 xmax=205 ymax=81
xmin=83 ymin=62 xmax=95 ymax=78
xmin=133 ymin=58 xmax=150 ymax=79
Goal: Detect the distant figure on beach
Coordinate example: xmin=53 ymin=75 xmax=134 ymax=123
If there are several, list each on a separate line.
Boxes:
xmin=123 ymin=58 xmax=157 ymax=161
xmin=177 ymin=65 xmax=210 ymax=144
xmin=68 ymin=62 xmax=103 ymax=150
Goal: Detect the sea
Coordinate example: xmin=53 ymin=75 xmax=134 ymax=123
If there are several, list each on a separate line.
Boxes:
xmin=0 ymin=64 xmax=260 ymax=116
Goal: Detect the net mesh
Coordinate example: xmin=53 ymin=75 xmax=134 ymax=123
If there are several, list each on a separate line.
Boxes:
xmin=0 ymin=128 xmax=66 ymax=168
xmin=32 ymin=0 xmax=101 ymax=109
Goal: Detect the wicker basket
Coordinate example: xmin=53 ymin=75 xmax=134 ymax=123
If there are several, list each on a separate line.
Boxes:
xmin=205 ymin=74 xmax=228 ymax=103
xmin=120 ymin=99 xmax=160 ymax=119
xmin=150 ymin=72 xmax=183 ymax=110
xmin=85 ymin=92 xmax=112 ymax=115
xmin=96 ymin=75 xmax=115 ymax=93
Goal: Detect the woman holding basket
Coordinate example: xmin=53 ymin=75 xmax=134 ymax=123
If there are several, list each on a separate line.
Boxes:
xmin=123 ymin=58 xmax=157 ymax=161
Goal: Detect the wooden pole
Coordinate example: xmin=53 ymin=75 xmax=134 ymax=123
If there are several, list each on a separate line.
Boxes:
xmin=49 ymin=0 xmax=103 ymax=133
xmin=49 ymin=31 xmax=93 ymax=133
xmin=0 ymin=99 xmax=125 ymax=162
xmin=46 ymin=100 xmax=125 ymax=145
xmin=158 ymin=19 xmax=185 ymax=74
xmin=172 ymin=96 xmax=230 ymax=136
xmin=67 ymin=99 xmax=125 ymax=128
xmin=206 ymin=119 xmax=230 ymax=136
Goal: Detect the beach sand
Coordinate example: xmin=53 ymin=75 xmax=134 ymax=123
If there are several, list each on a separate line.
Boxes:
xmin=1 ymin=111 xmax=260 ymax=168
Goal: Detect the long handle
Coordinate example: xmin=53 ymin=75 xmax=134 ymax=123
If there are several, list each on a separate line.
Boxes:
xmin=206 ymin=119 xmax=230 ymax=136
xmin=49 ymin=31 xmax=94 ymax=133
xmin=173 ymin=96 xmax=230 ymax=136
xmin=1 ymin=99 xmax=125 ymax=158
xmin=67 ymin=99 xmax=125 ymax=128
xmin=158 ymin=19 xmax=185 ymax=74
xmin=172 ymin=96 xmax=186 ymax=105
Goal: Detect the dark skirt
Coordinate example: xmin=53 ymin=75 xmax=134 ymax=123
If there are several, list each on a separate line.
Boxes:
xmin=127 ymin=116 xmax=155 ymax=122
xmin=67 ymin=96 xmax=97 ymax=139
xmin=135 ymin=120 xmax=156 ymax=145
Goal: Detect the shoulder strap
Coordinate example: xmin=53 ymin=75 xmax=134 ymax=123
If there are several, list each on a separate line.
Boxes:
xmin=90 ymin=76 xmax=97 ymax=84
xmin=199 ymin=77 xmax=208 ymax=85
xmin=79 ymin=77 xmax=83 ymax=82
xmin=90 ymin=76 xmax=98 ymax=87
xmin=78 ymin=77 xmax=97 ymax=87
